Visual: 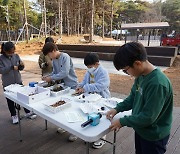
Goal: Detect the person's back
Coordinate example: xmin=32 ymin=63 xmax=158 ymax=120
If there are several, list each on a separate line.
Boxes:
xmin=38 ymin=52 xmax=53 ymax=76
xmin=38 ymin=37 xmax=54 ymax=76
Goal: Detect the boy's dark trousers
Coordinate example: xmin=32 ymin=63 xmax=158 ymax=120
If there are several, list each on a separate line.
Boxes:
xmin=135 ymin=132 xmax=169 ymax=154
xmin=6 ymin=98 xmax=30 ymax=116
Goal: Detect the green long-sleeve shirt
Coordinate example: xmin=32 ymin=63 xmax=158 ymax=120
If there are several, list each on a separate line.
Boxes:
xmin=115 ymin=68 xmax=173 ymax=141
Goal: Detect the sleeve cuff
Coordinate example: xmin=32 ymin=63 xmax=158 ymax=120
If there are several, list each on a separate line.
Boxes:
xmin=83 ymin=84 xmax=89 ymax=93
xmin=119 ymin=117 xmax=127 ymax=127
xmin=51 ymin=76 xmax=55 ymax=80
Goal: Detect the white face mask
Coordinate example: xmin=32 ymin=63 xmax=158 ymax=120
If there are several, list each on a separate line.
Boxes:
xmin=88 ymin=67 xmax=96 ymax=74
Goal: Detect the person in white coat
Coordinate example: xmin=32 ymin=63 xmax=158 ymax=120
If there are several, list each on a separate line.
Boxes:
xmin=76 ymin=53 xmax=111 ymax=149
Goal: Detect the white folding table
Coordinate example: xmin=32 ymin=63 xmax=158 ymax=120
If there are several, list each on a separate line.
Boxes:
xmin=4 ymin=91 xmax=131 ymax=154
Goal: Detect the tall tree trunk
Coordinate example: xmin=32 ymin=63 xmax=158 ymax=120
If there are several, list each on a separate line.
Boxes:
xmin=66 ymin=3 xmax=70 ymax=36
xmin=58 ymin=0 xmax=63 ymax=38
xmin=23 ymin=0 xmax=29 ymax=43
xmin=110 ymin=0 xmax=114 ymax=38
xmin=80 ymin=22 xmax=83 ymax=34
xmin=102 ymin=0 xmax=105 ymax=38
xmin=40 ymin=0 xmax=44 ymax=36
xmin=44 ymin=0 xmax=47 ymax=37
xmin=90 ymin=0 xmax=94 ymax=43
xmin=77 ymin=0 xmax=81 ymax=36
xmin=74 ymin=15 xmax=77 ymax=35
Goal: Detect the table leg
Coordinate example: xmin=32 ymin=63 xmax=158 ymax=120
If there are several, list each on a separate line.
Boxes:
xmin=113 ymin=130 xmax=117 ymax=154
xmin=45 ymin=120 xmax=47 ymax=130
xmin=17 ymin=105 xmax=22 ymax=142
xmin=86 ymin=142 xmax=90 ymax=154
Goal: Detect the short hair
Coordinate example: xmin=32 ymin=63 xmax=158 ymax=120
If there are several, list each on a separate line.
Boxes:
xmin=45 ymin=37 xmax=54 ymax=44
xmin=1 ymin=42 xmax=15 ymax=54
xmin=113 ymin=42 xmax=147 ymax=70
xmin=84 ymin=53 xmax=99 ymax=66
xmin=42 ymin=42 xmax=57 ymax=56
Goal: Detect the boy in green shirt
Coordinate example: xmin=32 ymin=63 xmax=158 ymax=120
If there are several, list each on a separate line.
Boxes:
xmin=106 ymin=42 xmax=173 ymax=154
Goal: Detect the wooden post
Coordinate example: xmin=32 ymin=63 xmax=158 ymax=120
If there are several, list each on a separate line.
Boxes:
xmin=125 ymin=32 xmax=127 ymax=44
xmin=136 ymin=29 xmax=139 ymax=42
xmin=148 ymin=30 xmax=151 ymax=46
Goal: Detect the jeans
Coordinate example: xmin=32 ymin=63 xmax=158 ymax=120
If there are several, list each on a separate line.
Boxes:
xmin=135 ymin=132 xmax=169 ymax=154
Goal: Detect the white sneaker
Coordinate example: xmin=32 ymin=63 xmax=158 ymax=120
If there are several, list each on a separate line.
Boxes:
xmin=12 ymin=115 xmax=19 ymax=124
xmin=57 ymin=128 xmax=66 ymax=134
xmin=68 ymin=135 xmax=78 ymax=142
xmin=92 ymin=140 xmax=106 ymax=149
xmin=25 ymin=112 xmax=37 ymax=119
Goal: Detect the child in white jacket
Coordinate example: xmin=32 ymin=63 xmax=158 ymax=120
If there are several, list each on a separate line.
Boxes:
xmin=76 ymin=53 xmax=110 ymax=98
xmin=76 ymin=52 xmax=110 ymax=148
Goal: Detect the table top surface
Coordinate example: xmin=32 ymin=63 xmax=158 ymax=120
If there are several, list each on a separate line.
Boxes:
xmin=4 ymin=89 xmax=131 ymax=142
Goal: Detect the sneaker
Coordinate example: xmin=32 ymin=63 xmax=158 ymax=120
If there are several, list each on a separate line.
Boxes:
xmin=25 ymin=112 xmax=37 ymax=119
xmin=92 ymin=140 xmax=106 ymax=149
xmin=57 ymin=128 xmax=66 ymax=134
xmin=12 ymin=115 xmax=19 ymax=124
xmin=68 ymin=135 xmax=78 ymax=142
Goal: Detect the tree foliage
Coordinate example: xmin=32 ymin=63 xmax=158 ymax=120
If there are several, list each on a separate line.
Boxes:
xmin=0 ymin=0 xmax=41 ymax=30
xmin=162 ymin=0 xmax=180 ymax=31
xmin=0 ymin=0 xmax=179 ymax=35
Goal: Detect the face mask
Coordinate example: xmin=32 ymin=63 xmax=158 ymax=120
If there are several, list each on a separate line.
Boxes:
xmin=88 ymin=67 xmax=96 ymax=74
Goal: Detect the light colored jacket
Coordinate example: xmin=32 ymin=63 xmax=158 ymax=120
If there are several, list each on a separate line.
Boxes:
xmin=79 ymin=65 xmax=110 ymax=98
xmin=0 ymin=54 xmax=23 ymax=87
xmin=50 ymin=52 xmax=78 ymax=89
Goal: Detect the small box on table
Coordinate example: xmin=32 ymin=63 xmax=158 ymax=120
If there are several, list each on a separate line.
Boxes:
xmin=44 ymin=98 xmax=71 ymax=114
xmin=17 ymin=86 xmax=50 ymax=104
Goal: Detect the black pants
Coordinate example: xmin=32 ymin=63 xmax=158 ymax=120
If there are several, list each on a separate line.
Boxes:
xmin=135 ymin=132 xmax=169 ymax=154
xmin=6 ymin=98 xmax=30 ymax=117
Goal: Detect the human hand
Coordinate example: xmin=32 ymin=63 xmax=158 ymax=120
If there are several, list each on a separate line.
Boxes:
xmin=106 ymin=109 xmax=117 ymax=121
xmin=14 ymin=66 xmax=18 ymax=70
xmin=75 ymin=87 xmax=84 ymax=94
xmin=19 ymin=61 xmax=24 ymax=66
xmin=42 ymin=76 xmax=51 ymax=82
xmin=18 ymin=61 xmax=24 ymax=70
xmin=109 ymin=119 xmax=122 ymax=132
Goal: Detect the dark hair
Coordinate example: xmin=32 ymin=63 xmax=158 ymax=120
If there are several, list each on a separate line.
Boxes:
xmin=45 ymin=37 xmax=54 ymax=44
xmin=42 ymin=42 xmax=57 ymax=56
xmin=1 ymin=42 xmax=15 ymax=55
xmin=113 ymin=42 xmax=147 ymax=70
xmin=84 ymin=53 xmax=99 ymax=66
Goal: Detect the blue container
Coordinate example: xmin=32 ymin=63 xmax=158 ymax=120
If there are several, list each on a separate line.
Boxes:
xmin=29 ymin=82 xmax=38 ymax=87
